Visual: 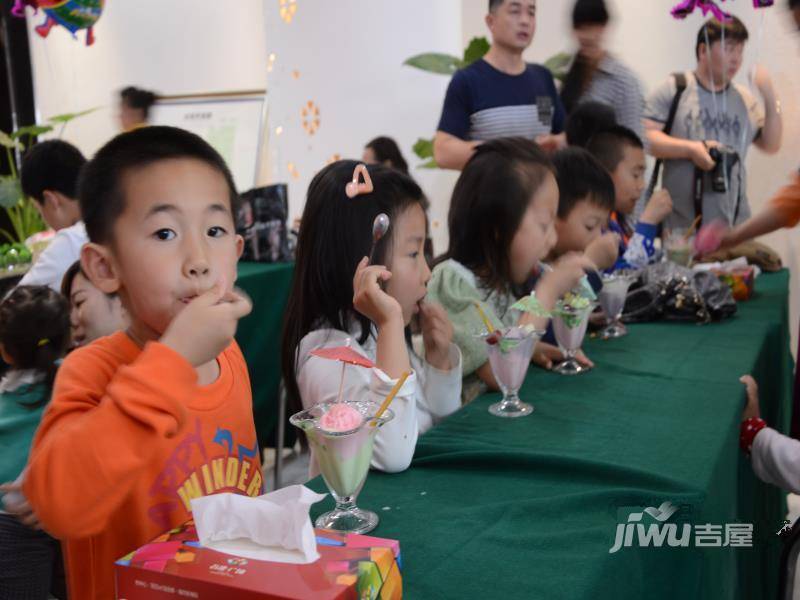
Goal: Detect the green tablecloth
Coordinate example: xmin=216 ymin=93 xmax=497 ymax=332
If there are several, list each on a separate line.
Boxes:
xmin=309 ymin=270 xmax=794 ymax=599
xmin=235 ymin=262 xmax=294 ymax=448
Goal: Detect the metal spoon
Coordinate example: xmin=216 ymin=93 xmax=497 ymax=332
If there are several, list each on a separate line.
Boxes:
xmin=368 ymin=213 xmax=390 ymax=265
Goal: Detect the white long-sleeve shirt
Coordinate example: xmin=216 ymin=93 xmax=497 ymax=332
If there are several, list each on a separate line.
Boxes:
xmin=296 ymin=324 xmax=462 ymax=477
xmin=18 ymin=221 xmax=87 ymax=291
xmin=751 ymin=427 xmax=800 ymax=494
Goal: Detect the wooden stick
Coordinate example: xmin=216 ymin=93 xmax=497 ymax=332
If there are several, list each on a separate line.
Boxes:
xmin=473 ymin=301 xmax=496 ymax=333
xmin=684 ymin=216 xmax=702 ymax=241
xmin=373 ymin=372 xmax=410 ymax=424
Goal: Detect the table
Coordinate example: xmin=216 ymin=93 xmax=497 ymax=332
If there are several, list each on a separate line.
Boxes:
xmin=235 ymin=261 xmax=294 ymax=449
xmin=309 ymin=270 xmax=794 ymax=599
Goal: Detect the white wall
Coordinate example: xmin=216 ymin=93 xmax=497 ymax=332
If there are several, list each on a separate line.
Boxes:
xmin=263 ymin=0 xmax=462 ymax=252
xmin=25 ymin=0 xmax=268 ymax=157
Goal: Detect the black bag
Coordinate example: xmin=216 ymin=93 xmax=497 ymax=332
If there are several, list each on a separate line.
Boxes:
xmin=622 ymin=263 xmax=736 ymax=324
xmin=237 ymin=184 xmax=294 ymax=263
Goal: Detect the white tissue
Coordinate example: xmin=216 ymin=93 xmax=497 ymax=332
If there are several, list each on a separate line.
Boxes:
xmin=191 ymin=485 xmax=327 ymax=564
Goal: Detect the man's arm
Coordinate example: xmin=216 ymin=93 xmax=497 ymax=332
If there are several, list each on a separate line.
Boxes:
xmin=752 ymin=66 xmax=782 ymax=155
xmin=433 ymin=131 xmax=480 ymax=171
xmin=644 ymin=119 xmax=716 ymax=171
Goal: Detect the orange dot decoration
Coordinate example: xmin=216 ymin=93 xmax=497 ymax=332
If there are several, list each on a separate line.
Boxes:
xmin=301 ymin=100 xmax=320 ymax=136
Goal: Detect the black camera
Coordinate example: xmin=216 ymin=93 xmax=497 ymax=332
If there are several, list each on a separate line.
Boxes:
xmin=708 ymin=146 xmax=740 ymax=194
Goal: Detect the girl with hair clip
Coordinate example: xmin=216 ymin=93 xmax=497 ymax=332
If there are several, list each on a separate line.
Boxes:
xmin=281 ymin=162 xmax=462 ymax=477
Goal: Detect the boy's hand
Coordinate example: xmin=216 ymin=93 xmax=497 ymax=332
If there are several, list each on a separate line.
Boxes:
xmin=740 ymin=375 xmax=761 ymax=420
xmin=585 ymin=232 xmax=620 ymax=271
xmin=640 ymin=189 xmax=674 ymax=226
xmin=419 ymin=300 xmax=454 ymax=371
xmin=0 ymin=481 xmax=41 ymax=530
xmin=161 ymin=280 xmax=253 ymax=368
xmin=353 ymin=257 xmax=403 ymax=328
xmin=536 ymin=253 xmax=596 ymax=309
xmin=532 ymin=342 xmax=594 ymax=370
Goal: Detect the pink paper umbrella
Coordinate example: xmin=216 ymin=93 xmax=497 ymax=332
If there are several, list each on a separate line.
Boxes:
xmin=310 ymin=345 xmax=375 ymax=403
xmin=310 ymin=346 xmax=375 ymax=368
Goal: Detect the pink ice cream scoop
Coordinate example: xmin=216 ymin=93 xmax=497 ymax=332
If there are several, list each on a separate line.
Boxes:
xmin=319 ymin=403 xmax=364 ymax=432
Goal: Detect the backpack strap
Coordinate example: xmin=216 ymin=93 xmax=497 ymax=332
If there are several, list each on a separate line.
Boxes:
xmin=646 ymin=72 xmax=688 ymax=200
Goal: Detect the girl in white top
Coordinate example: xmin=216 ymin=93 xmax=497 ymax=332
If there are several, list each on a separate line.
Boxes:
xmin=281 ymin=161 xmax=462 ymax=477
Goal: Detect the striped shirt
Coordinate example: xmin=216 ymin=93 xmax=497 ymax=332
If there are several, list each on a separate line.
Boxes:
xmin=578 ymin=54 xmax=645 ymax=141
xmin=437 ymin=59 xmax=565 ymax=141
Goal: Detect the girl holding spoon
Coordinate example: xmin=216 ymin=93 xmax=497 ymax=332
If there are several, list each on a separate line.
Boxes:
xmin=281 ymin=162 xmax=462 ymax=477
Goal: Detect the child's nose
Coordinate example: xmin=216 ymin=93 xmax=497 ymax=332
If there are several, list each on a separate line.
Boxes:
xmin=183 ymin=237 xmax=211 ymax=278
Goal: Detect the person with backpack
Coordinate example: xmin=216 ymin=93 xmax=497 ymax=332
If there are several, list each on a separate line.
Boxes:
xmin=643 ymin=16 xmax=782 ymax=231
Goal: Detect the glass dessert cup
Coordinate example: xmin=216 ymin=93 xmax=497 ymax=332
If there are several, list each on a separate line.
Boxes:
xmin=552 ymin=303 xmax=595 ymax=375
xmin=290 ymin=400 xmax=394 ymax=534
xmin=598 ymin=271 xmax=636 ymax=339
xmin=483 ymin=327 xmax=541 ymax=418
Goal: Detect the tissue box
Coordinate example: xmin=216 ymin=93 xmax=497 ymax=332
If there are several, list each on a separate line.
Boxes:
xmin=713 ymin=266 xmax=755 ymax=301
xmin=115 ymin=521 xmax=402 ymax=600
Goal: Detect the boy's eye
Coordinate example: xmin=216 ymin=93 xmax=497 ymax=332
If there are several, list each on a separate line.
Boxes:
xmin=208 ymin=226 xmax=227 ymax=238
xmin=409 ymin=251 xmax=420 ymax=259
xmin=154 ymin=229 xmax=176 ymax=241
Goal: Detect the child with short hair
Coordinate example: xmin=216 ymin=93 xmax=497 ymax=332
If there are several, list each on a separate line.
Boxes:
xmin=586 ymin=126 xmax=673 ymax=270
xmin=61 ymin=260 xmax=127 ymax=348
xmin=428 ymin=137 xmax=593 ymax=400
xmin=550 ymin=147 xmax=619 ymax=271
xmin=20 ymin=126 xmax=257 ymax=600
xmin=0 ymin=286 xmax=70 ymax=600
xmin=281 ymin=161 xmax=461 ymax=476
xmin=18 ymin=140 xmax=88 ymax=291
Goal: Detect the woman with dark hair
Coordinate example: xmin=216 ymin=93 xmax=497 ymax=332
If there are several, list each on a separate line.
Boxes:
xmin=560 ymin=0 xmax=645 ymax=140
xmin=362 ymin=137 xmax=409 ymax=174
xmin=118 ymin=86 xmax=157 ymax=131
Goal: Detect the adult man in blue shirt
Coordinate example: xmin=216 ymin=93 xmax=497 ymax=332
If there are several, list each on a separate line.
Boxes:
xmin=433 ymin=0 xmax=566 ymax=170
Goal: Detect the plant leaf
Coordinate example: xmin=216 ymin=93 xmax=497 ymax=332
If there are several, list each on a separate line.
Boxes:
xmin=403 ymin=53 xmax=462 ymax=75
xmin=11 ymin=124 xmax=54 ymax=139
xmin=412 ymin=137 xmax=435 ymax=160
xmin=543 ymin=52 xmax=573 ymax=82
xmin=417 ymin=158 xmax=439 ymax=169
xmin=47 ymin=107 xmax=99 ymax=123
xmin=0 ymin=177 xmax=22 ymax=209
xmin=462 ymin=37 xmax=490 ymax=66
xmin=0 ymin=131 xmax=23 ymax=150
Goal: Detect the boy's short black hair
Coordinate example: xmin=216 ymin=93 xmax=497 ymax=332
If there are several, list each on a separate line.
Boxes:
xmin=586 ymin=125 xmax=644 ymax=173
xmin=78 ymin=126 xmax=239 ymax=244
xmin=489 ymin=0 xmax=504 ymax=11
xmin=565 ymin=101 xmax=617 ymax=148
xmin=20 ymin=140 xmax=86 ymax=204
xmin=552 ymin=147 xmax=615 ymax=219
xmin=696 ymin=16 xmax=749 ymax=59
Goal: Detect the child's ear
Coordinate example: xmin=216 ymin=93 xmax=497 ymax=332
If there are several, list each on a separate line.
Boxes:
xmin=81 ymin=243 xmax=121 ymax=295
xmin=41 ymin=190 xmax=58 ymax=210
xmin=234 ymin=234 xmax=244 ymax=259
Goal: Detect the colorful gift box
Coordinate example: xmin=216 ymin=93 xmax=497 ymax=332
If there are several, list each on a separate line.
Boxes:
xmin=115 ymin=521 xmax=401 ymax=600
xmin=713 ymin=266 xmax=756 ymax=301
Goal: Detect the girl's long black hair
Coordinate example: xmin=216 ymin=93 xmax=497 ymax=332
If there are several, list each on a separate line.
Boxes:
xmin=280 ymin=161 xmax=428 ymax=416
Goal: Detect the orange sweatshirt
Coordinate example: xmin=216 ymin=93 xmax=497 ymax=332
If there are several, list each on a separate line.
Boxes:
xmin=24 ymin=331 xmax=262 ymax=600
xmin=769 ymin=172 xmax=800 ymax=229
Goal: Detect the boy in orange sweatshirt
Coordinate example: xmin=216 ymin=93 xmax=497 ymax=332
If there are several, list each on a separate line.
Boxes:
xmin=10 ymin=126 xmax=260 ymax=599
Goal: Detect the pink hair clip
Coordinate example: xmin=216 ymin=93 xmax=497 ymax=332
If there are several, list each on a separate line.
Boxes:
xmin=345 ymin=164 xmax=374 ymax=198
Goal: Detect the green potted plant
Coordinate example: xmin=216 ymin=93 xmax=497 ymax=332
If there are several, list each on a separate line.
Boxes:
xmin=0 ymin=109 xmax=94 ymax=271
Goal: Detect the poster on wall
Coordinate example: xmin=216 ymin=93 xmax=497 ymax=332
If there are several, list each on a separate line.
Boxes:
xmin=149 ymin=90 xmax=268 ymax=192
